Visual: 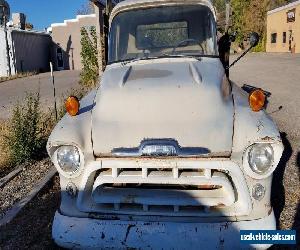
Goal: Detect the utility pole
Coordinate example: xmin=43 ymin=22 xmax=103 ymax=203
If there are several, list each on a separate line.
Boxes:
xmin=50 ymin=62 xmax=58 ymax=122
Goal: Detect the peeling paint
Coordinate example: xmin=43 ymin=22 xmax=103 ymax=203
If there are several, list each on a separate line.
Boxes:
xmin=261 ymin=136 xmax=275 ymax=141
xmin=257 ymin=120 xmax=264 ymax=132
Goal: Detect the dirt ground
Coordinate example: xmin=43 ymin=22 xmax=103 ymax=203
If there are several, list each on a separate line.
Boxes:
xmin=0 ymin=175 xmax=61 ymax=249
xmin=0 ymin=53 xmax=299 ymax=249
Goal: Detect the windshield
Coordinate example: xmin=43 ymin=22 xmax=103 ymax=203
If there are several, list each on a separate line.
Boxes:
xmin=109 ymin=5 xmax=217 ymax=64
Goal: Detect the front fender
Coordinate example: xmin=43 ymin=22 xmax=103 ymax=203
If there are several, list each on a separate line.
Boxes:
xmin=46 ymin=89 xmax=97 ymax=163
xmin=231 ymin=83 xmax=282 ymax=154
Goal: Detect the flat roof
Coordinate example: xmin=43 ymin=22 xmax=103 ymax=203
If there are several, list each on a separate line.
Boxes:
xmin=268 ymin=0 xmax=300 ymax=15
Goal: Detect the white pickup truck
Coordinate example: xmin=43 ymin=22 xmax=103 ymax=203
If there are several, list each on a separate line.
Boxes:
xmin=47 ymin=0 xmax=283 ymax=249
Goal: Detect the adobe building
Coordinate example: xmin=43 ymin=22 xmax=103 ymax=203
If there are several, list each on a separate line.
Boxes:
xmin=50 ymin=14 xmax=98 ymax=71
xmin=266 ymin=0 xmax=300 ymax=53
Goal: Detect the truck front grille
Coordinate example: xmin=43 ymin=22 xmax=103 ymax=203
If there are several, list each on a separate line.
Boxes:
xmin=76 ymin=158 xmax=252 ymax=218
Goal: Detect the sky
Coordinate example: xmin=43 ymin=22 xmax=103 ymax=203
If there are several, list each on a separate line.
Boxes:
xmin=6 ymin=0 xmax=88 ymax=31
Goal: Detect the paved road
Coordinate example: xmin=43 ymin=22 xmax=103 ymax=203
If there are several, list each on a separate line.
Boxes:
xmin=231 ymin=52 xmax=300 ymax=139
xmin=0 ymin=70 xmax=81 ymax=119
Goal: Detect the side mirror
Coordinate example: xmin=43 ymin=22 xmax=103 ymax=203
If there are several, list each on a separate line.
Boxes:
xmin=228 ymin=32 xmax=260 ymax=70
xmin=249 ymin=32 xmax=260 ymax=47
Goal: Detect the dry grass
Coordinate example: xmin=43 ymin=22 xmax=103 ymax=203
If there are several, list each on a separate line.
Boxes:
xmin=0 ymin=119 xmax=11 ymax=170
xmin=0 ymin=72 xmax=38 ymax=83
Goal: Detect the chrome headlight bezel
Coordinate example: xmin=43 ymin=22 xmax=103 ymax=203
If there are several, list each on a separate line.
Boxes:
xmin=243 ymin=142 xmax=283 ymax=179
xmin=53 ymin=145 xmax=84 ymax=178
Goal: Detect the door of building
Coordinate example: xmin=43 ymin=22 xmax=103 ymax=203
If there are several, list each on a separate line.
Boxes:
xmin=56 ymin=47 xmax=64 ymax=70
xmin=288 ymin=30 xmax=295 ymax=53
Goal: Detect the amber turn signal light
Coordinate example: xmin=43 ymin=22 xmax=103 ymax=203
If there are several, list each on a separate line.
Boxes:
xmin=249 ymin=89 xmax=266 ymax=112
xmin=65 ymin=96 xmax=80 ymax=116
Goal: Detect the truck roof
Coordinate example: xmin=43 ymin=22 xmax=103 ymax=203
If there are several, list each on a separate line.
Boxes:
xmin=110 ymin=0 xmax=216 ymax=22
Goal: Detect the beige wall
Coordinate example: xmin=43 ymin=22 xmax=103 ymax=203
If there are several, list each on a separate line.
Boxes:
xmin=266 ymin=2 xmax=300 ymax=53
xmin=51 ymin=15 xmax=97 ymax=70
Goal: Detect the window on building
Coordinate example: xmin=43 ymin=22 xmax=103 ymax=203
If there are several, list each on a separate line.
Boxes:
xmin=283 ymin=32 xmax=287 ymax=43
xmin=271 ymin=33 xmax=277 ymax=43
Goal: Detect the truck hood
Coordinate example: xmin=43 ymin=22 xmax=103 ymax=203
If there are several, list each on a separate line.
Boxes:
xmin=92 ymin=58 xmax=233 ymax=157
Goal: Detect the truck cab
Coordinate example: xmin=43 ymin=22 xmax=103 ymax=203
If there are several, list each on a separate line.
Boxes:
xmin=47 ymin=0 xmax=283 ymax=249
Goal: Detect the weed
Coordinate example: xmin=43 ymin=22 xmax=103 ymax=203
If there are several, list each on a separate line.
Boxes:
xmin=0 ymin=119 xmax=11 ymax=169
xmin=1 ymin=86 xmax=90 ymax=169
xmin=4 ymin=93 xmax=47 ymax=165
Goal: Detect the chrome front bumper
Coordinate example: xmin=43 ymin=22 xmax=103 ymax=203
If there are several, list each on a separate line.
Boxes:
xmin=52 ymin=210 xmax=276 ymax=249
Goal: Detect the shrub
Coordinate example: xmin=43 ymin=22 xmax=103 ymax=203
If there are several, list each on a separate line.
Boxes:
xmin=251 ymin=35 xmax=266 ymax=52
xmin=1 ymin=86 xmax=90 ymax=167
xmin=0 ymin=119 xmax=10 ymax=169
xmin=80 ymin=26 xmax=99 ymax=87
xmin=5 ymin=93 xmax=47 ymax=165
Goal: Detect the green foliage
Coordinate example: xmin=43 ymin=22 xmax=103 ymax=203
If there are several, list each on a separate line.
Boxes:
xmin=80 ymin=26 xmax=99 ymax=87
xmin=5 ymin=93 xmax=46 ymax=165
xmin=229 ymin=0 xmax=291 ymax=51
xmin=212 ymin=0 xmax=226 ymax=13
xmin=230 ymin=0 xmax=250 ymax=43
xmin=251 ymin=36 xmax=266 ymax=52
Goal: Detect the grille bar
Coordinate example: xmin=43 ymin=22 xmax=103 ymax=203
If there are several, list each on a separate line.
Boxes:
xmin=76 ymin=159 xmax=252 ymax=217
xmin=91 ymin=170 xmax=235 ymax=215
xmin=93 ymin=185 xmax=234 ymax=207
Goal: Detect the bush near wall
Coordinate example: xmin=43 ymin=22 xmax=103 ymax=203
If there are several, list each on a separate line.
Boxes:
xmin=80 ymin=26 xmax=99 ymax=87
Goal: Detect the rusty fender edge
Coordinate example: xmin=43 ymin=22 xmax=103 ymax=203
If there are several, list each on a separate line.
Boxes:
xmin=53 ymin=211 xmax=275 ymax=249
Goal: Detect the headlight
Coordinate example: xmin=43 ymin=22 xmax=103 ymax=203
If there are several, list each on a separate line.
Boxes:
xmin=56 ymin=146 xmax=80 ymax=174
xmin=248 ymin=143 xmax=274 ymax=174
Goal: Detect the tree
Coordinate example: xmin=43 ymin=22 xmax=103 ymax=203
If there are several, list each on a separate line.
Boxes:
xmin=25 ymin=22 xmax=33 ymax=30
xmin=77 ymin=1 xmax=95 ymax=15
xmin=229 ymin=0 xmax=291 ymax=50
xmin=268 ymin=0 xmax=291 ymax=10
xmin=213 ymin=0 xmax=226 ymax=13
xmin=230 ymin=0 xmax=250 ymax=43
